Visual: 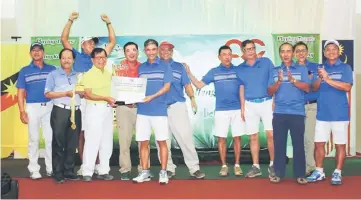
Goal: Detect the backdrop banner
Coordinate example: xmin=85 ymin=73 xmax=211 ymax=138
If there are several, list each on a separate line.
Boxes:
xmin=271 ymin=33 xmax=320 ymax=66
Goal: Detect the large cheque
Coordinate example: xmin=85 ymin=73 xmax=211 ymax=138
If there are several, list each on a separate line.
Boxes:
xmin=111 ymin=76 xmax=147 ymax=104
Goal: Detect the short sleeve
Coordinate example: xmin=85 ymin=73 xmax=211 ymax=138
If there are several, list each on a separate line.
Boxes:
xmin=180 ymin=64 xmax=190 ymax=86
xmin=16 ymin=68 xmax=26 ymax=89
xmin=44 ymin=72 xmax=55 ymax=94
xmin=163 ymin=64 xmax=173 ymax=83
xmin=201 ymin=69 xmax=214 ymax=85
xmin=268 ymin=68 xmax=276 ymax=86
xmin=341 ymin=64 xmax=353 ymax=85
xmin=72 ymin=48 xmax=81 ymax=57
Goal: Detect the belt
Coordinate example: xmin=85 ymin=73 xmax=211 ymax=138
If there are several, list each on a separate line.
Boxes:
xmin=55 ymin=103 xmax=80 ymax=110
xmin=305 ymin=100 xmax=317 ymax=105
xmin=246 ymin=96 xmax=272 ymax=103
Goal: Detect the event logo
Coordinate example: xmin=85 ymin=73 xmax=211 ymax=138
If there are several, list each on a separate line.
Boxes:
xmin=225 ymin=38 xmax=266 ymax=59
xmin=1 ymin=73 xmax=18 ymax=111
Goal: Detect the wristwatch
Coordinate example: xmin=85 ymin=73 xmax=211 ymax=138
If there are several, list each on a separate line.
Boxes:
xmin=291 ymin=79 xmax=297 ymax=84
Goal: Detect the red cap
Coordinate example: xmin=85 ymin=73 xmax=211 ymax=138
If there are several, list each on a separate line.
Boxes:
xmin=160 ymin=41 xmax=174 ymax=49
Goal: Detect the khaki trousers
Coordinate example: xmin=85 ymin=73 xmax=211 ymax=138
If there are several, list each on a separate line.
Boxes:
xmin=304 ymin=103 xmax=317 ymax=171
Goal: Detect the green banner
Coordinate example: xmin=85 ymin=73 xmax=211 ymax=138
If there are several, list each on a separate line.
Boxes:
xmin=272 ymin=33 xmax=320 ymax=66
xmin=31 ymin=36 xmax=79 ymax=67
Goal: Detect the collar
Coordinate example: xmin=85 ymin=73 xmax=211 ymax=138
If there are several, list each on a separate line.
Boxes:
xmin=30 ymin=61 xmax=47 ymax=68
xmin=280 ymin=61 xmax=297 ymax=70
xmin=297 ymin=59 xmax=309 ymax=66
xmin=121 ymin=59 xmax=141 ymax=67
xmin=219 ymin=63 xmax=234 ymax=69
xmin=325 ymin=59 xmax=342 ymax=66
xmin=59 ymin=67 xmax=76 ymax=76
xmin=242 ymin=58 xmax=261 ymax=67
xmin=146 ymin=57 xmax=160 ymax=65
xmin=160 ymin=58 xmax=174 ymax=65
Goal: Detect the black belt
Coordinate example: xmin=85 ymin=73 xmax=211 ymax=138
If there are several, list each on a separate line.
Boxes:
xmin=305 ymin=100 xmax=317 ymax=104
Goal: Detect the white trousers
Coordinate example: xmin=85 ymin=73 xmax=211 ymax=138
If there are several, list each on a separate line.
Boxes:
xmin=26 ymin=102 xmax=53 ymax=173
xmin=82 ymin=103 xmax=113 ymax=176
xmin=156 ymin=102 xmax=200 ymax=174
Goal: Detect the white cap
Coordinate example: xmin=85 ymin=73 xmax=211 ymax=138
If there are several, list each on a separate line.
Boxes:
xmin=324 ymin=39 xmax=340 ymax=48
xmin=80 ymin=36 xmax=99 ymax=44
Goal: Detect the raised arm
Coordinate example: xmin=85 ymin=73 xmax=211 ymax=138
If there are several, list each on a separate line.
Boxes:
xmin=100 ymin=14 xmax=116 ymax=56
xmin=61 ymin=12 xmax=79 ymax=49
xmin=182 ymin=63 xmax=207 ymax=89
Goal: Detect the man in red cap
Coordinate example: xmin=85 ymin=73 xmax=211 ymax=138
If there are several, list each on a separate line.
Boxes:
xmin=156 ymin=41 xmax=205 ymax=179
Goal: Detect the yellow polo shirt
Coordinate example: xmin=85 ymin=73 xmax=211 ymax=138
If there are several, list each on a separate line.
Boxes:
xmin=82 ymin=65 xmax=112 ymax=103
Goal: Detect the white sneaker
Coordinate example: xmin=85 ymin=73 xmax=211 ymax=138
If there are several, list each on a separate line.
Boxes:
xmin=132 ymin=170 xmax=151 ymax=183
xmin=159 ymin=170 xmax=169 ymax=185
xmin=94 ymin=164 xmax=100 ymax=175
xmin=30 ymin=172 xmax=42 ymax=180
xmin=77 ymin=168 xmax=82 ymax=176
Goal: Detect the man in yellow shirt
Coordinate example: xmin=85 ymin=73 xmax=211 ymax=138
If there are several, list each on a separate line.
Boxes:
xmin=81 ymin=48 xmax=116 ymax=182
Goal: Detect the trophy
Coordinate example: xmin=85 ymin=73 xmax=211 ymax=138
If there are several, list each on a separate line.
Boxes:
xmin=75 ymin=73 xmax=85 ymax=92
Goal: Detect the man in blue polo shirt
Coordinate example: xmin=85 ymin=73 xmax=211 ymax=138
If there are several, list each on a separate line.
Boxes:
xmin=16 ymin=42 xmax=56 ymax=179
xmin=132 ymin=39 xmax=173 ymax=185
xmin=293 ymin=41 xmax=319 ymax=176
xmin=157 ymin=41 xmax=205 ymax=179
xmin=184 ymin=45 xmax=245 ymax=177
xmin=60 ymin=12 xmax=116 ymax=175
xmin=236 ymin=39 xmax=275 ymax=178
xmin=44 ymin=48 xmax=81 ymax=184
xmin=307 ymin=40 xmax=353 ymax=185
xmin=268 ymin=43 xmax=310 ymax=184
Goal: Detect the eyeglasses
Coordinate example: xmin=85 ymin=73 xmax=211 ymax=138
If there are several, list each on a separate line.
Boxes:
xmin=295 ymin=49 xmax=307 ymax=53
xmin=94 ymin=56 xmax=106 ymax=60
xmin=243 ymin=47 xmax=255 ymax=52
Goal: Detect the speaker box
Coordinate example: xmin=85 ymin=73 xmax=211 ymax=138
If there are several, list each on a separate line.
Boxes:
xmin=1 ymin=173 xmax=19 ymax=199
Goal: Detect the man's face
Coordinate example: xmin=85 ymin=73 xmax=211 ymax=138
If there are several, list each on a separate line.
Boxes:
xmin=279 ymin=44 xmax=293 ymax=63
xmin=218 ymin=49 xmax=232 ymax=66
xmin=60 ymin=50 xmax=74 ymax=70
xmin=242 ymin=43 xmax=257 ymax=60
xmin=91 ymin=51 xmax=107 ymax=68
xmin=30 ymin=47 xmax=44 ymax=61
xmin=294 ymin=44 xmax=308 ymax=63
xmin=82 ymin=40 xmax=96 ymax=55
xmin=159 ymin=46 xmax=173 ymax=61
xmin=144 ymin=44 xmax=158 ymax=61
xmin=124 ymin=44 xmax=138 ymax=62
xmin=324 ymin=44 xmax=339 ymax=61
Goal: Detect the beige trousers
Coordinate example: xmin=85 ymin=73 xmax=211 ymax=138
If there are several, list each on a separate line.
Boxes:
xmin=304 ymin=103 xmax=317 ymax=171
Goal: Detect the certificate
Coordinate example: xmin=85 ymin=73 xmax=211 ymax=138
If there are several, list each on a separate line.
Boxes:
xmin=111 ymin=76 xmax=147 ymax=104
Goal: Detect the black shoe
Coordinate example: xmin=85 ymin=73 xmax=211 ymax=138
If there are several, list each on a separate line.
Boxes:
xmin=120 ymin=172 xmax=131 ymax=180
xmin=64 ymin=174 xmax=80 ymax=181
xmin=53 ymin=177 xmax=64 ymax=184
xmin=96 ymin=174 xmax=114 ymax=181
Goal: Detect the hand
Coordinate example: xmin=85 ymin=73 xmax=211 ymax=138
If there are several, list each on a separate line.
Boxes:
xmin=101 ymin=14 xmax=111 ymax=23
xmin=317 ymin=65 xmax=324 ymax=79
xmin=319 ymin=68 xmax=329 ymax=80
xmin=69 ymin=12 xmax=79 ymax=20
xmin=241 ymin=110 xmax=245 ymax=121
xmin=66 ymin=91 xmax=73 ymax=97
xmin=278 ymin=69 xmax=283 ymax=82
xmin=143 ymin=95 xmax=154 ymax=103
xmin=105 ymin=96 xmax=116 ymax=106
xmin=190 ymin=97 xmax=197 ymax=114
xmin=20 ymin=111 xmax=29 ymax=124
xmin=287 ymin=69 xmax=294 ymax=83
xmin=182 ymin=63 xmax=191 ymax=74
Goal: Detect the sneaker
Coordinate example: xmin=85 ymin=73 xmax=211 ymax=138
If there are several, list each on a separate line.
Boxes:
xmin=331 ymin=172 xmax=342 ymax=185
xmin=94 ymin=164 xmax=100 ymax=175
xmin=133 ymin=170 xmax=151 ymax=183
xmin=120 ymin=172 xmax=131 ymax=180
xmin=234 ymin=166 xmax=243 ymax=176
xmin=46 ymin=171 xmax=53 ymax=177
xmin=268 ymin=165 xmax=276 ymax=178
xmin=191 ymin=170 xmax=205 ymax=179
xmin=82 ymin=175 xmax=92 ymax=182
xmin=53 ymin=177 xmax=64 ymax=184
xmin=307 ymin=170 xmax=326 ymax=182
xmin=159 ymin=170 xmax=169 ymax=185
xmin=138 ymin=166 xmax=154 ymax=178
xmin=96 ymin=174 xmax=114 ymax=181
xmin=246 ymin=166 xmax=262 ymax=178
xmin=77 ymin=168 xmax=82 ymax=176
xmin=167 ymin=171 xmax=175 ymax=179
xmin=30 ymin=172 xmax=42 ymax=180
xmin=219 ymin=166 xmax=229 ymax=176
xmin=64 ymin=174 xmax=80 ymax=181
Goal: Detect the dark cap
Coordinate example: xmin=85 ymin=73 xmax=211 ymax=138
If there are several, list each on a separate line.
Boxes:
xmin=144 ymin=39 xmax=158 ymax=47
xmin=30 ymin=42 xmax=44 ymax=51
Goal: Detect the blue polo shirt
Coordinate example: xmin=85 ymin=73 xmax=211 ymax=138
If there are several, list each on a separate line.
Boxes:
xmin=202 ymin=64 xmax=243 ymax=111
xmin=301 ymin=60 xmax=320 ymax=102
xmin=236 ymin=57 xmax=274 ymax=100
xmin=165 ymin=59 xmax=190 ymax=105
xmin=44 ymin=68 xmax=81 ymax=106
xmin=72 ymin=48 xmax=92 ymax=72
xmin=315 ymin=59 xmax=353 ymax=121
xmin=269 ymin=63 xmax=309 ymax=116
xmin=137 ymin=57 xmax=173 ymax=116
xmin=16 ymin=61 xmax=56 ymax=103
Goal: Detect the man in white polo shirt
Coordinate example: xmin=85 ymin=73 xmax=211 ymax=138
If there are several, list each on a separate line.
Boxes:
xmin=307 ymin=40 xmax=353 ymax=185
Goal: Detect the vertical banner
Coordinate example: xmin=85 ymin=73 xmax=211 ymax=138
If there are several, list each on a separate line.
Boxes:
xmin=31 ymin=37 xmax=80 ymax=67
xmin=94 ymin=34 xmax=274 ymax=151
xmin=321 ymin=40 xmax=355 ymax=156
xmin=272 ymin=33 xmax=320 ymax=66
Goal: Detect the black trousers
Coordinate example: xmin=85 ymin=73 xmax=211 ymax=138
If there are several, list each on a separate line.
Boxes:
xmin=50 ymin=106 xmax=81 ymax=179
xmin=273 ymin=113 xmax=306 ymax=179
